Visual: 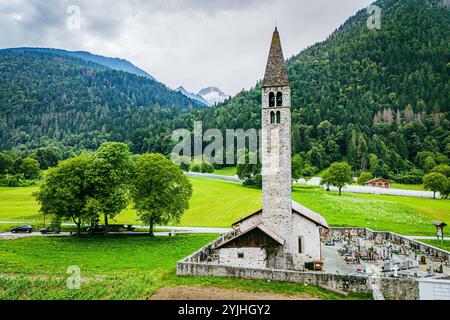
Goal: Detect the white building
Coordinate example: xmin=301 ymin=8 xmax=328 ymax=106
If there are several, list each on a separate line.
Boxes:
xmin=213 ymin=28 xmax=329 ymax=271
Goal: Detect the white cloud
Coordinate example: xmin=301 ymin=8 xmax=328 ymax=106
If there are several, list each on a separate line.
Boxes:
xmin=0 ymin=0 xmax=374 ymax=95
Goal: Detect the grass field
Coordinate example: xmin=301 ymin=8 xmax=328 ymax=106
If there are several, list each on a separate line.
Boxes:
xmin=419 ymin=240 xmax=450 ymax=251
xmin=391 ymin=183 xmax=425 ymax=191
xmin=0 ymin=235 xmax=367 ymax=300
xmin=1 ymin=177 xmax=449 ymax=236
xmin=214 ymin=167 xmax=238 ymax=176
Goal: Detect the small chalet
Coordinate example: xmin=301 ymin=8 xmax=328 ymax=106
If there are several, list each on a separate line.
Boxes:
xmin=365 ymin=178 xmax=391 ymax=189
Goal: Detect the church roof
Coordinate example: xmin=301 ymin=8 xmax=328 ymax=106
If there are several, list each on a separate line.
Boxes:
xmin=232 ymin=200 xmax=329 ymax=229
xmin=262 ymin=27 xmax=290 ymax=88
xmin=365 ymin=177 xmax=391 ymax=184
xmin=214 ymin=223 xmax=285 ymax=250
xmin=291 ymin=201 xmax=329 ymax=229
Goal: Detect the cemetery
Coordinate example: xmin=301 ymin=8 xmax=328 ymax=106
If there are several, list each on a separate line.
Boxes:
xmin=177 ymin=227 xmax=450 ymax=300
xmin=323 ymin=228 xmax=449 ymax=279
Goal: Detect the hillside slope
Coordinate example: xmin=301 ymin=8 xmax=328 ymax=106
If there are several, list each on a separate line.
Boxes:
xmin=0 ymin=50 xmax=203 ymax=153
xmin=3 ymin=48 xmax=155 ymax=80
xmin=160 ymin=0 xmax=450 ymax=178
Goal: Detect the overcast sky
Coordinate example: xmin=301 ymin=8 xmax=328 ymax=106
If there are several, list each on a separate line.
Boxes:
xmin=0 ymin=0 xmax=374 ymax=95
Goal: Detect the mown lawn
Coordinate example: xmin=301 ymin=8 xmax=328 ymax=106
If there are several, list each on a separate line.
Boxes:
xmin=0 ymin=186 xmax=40 ymax=221
xmin=291 ymin=187 xmax=448 ymax=236
xmin=214 ymin=167 xmax=238 ymax=176
xmin=419 ymin=240 xmax=450 ymax=251
xmin=391 ymin=183 xmax=425 ymax=191
xmin=0 ymin=235 xmax=367 ymax=300
xmin=109 ymin=177 xmax=262 ymax=227
xmin=1 ymin=177 xmax=449 ymax=236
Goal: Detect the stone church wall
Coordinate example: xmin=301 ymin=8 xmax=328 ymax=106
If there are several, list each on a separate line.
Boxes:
xmin=291 ymin=214 xmax=322 ymax=269
xmin=218 ymin=248 xmax=267 ymax=269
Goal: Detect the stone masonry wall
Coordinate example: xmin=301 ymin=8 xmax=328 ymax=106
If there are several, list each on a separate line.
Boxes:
xmin=261 ymin=85 xmax=293 ymax=263
xmin=176 ymin=262 xmax=419 ymax=300
xmin=218 ymin=248 xmax=267 ymax=269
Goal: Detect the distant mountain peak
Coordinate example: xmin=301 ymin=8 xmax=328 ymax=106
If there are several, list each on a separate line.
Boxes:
xmin=198 ymin=87 xmax=230 ymax=106
xmin=175 ymin=87 xmax=209 ymax=106
xmin=176 ymin=86 xmax=229 ymax=107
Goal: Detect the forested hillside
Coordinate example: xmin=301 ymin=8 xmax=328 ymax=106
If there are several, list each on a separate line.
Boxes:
xmin=0 ymin=0 xmax=448 ymax=181
xmin=0 ymin=50 xmax=203 ymax=155
xmin=4 ymin=48 xmax=155 ymax=80
xmin=154 ymin=0 xmax=450 ymax=180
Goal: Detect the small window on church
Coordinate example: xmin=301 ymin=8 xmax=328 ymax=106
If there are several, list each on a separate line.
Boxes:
xmin=238 ymin=252 xmax=244 ymax=259
xmin=276 ymin=111 xmax=281 ymax=124
xmin=276 ymin=92 xmax=283 ymax=106
xmin=298 ymin=237 xmax=303 ymax=254
xmin=270 ymin=111 xmax=275 ymax=124
xmin=269 ymin=92 xmax=275 ymax=107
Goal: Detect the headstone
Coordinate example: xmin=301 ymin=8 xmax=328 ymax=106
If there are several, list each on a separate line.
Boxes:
xmin=393 ymin=265 xmax=398 ymax=277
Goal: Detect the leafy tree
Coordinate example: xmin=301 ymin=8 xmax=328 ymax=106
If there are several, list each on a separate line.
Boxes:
xmin=19 ymin=157 xmax=40 ymax=180
xmin=321 ymin=169 xmax=332 ymax=191
xmin=358 ymin=172 xmax=374 ymax=185
xmin=0 ymin=174 xmax=27 ymax=187
xmin=31 ymin=147 xmax=63 ymax=170
xmin=325 ymin=162 xmax=353 ymax=195
xmin=369 ymin=154 xmax=379 ymax=175
xmin=200 ymin=162 xmax=215 ymax=174
xmin=423 ymin=156 xmax=437 ymax=173
xmin=34 ymin=155 xmax=91 ymax=234
xmin=393 ymin=168 xmax=424 ymax=184
xmin=432 ymin=164 xmax=450 ymax=177
xmin=292 ymin=154 xmax=304 ymax=180
xmin=423 ymin=172 xmax=448 ymax=199
xmin=237 ymin=152 xmax=262 ymax=188
xmin=0 ymin=152 xmax=13 ymax=174
xmin=131 ymin=154 xmax=192 ymax=236
xmin=85 ymin=142 xmax=132 ymax=236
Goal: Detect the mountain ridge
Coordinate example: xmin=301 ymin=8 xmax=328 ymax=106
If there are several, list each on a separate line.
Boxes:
xmin=1 ymin=47 xmax=155 ymax=80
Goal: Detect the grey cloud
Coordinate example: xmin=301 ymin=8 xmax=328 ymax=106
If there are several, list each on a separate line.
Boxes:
xmin=0 ymin=0 xmax=374 ymax=95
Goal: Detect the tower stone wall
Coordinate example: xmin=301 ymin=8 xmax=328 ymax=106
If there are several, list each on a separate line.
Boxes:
xmin=260 ymin=28 xmax=293 ymax=270
xmin=261 ymin=86 xmax=292 ymax=255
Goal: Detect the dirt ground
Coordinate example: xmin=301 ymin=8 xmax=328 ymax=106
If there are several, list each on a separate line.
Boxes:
xmin=150 ymin=286 xmax=318 ymax=300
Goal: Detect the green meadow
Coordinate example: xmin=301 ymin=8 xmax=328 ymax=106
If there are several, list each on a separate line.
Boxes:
xmin=0 ymin=176 xmax=448 ymax=300
xmin=1 ymin=177 xmax=449 ymax=236
xmin=0 ymin=235 xmax=368 ymax=300
xmin=214 ymin=167 xmax=238 ymax=176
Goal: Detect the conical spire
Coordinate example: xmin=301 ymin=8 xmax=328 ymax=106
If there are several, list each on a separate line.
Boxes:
xmin=262 ymin=27 xmax=290 ymax=88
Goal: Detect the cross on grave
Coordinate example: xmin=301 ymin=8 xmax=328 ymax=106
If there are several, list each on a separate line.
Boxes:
xmin=393 ymin=264 xmax=398 ymax=277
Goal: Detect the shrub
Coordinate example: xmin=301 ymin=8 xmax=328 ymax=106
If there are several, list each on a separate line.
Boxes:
xmin=0 ymin=174 xmax=30 ymax=187
xmin=200 ymin=162 xmax=215 ymax=173
xmin=393 ymin=169 xmax=424 ymax=184
xmin=358 ymin=172 xmax=373 ymax=185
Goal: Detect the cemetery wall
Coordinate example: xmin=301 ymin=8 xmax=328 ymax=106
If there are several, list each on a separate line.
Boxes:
xmin=177 ymin=227 xmax=448 ymax=300
xmin=176 ymin=261 xmax=419 ymax=300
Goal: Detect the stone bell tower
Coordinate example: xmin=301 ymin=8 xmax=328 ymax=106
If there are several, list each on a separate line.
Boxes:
xmin=261 ymin=28 xmax=293 ymax=269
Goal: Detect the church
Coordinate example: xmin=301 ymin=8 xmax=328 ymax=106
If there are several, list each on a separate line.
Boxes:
xmin=213 ymin=28 xmax=329 ymax=271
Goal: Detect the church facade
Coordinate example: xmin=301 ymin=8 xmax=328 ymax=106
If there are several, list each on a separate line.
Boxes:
xmin=213 ymin=28 xmax=329 ymax=271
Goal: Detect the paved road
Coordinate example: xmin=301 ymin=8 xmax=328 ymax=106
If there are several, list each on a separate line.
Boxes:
xmin=153 ymin=226 xmax=232 ymax=234
xmin=406 ymin=236 xmax=450 ymax=241
xmin=0 ymin=232 xmax=71 ymax=239
xmin=0 ymin=225 xmax=231 ymax=239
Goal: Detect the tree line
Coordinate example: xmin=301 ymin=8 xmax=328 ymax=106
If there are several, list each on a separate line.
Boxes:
xmin=0 ymin=0 xmax=448 ymax=184
xmin=34 ymin=142 xmax=192 ymax=236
